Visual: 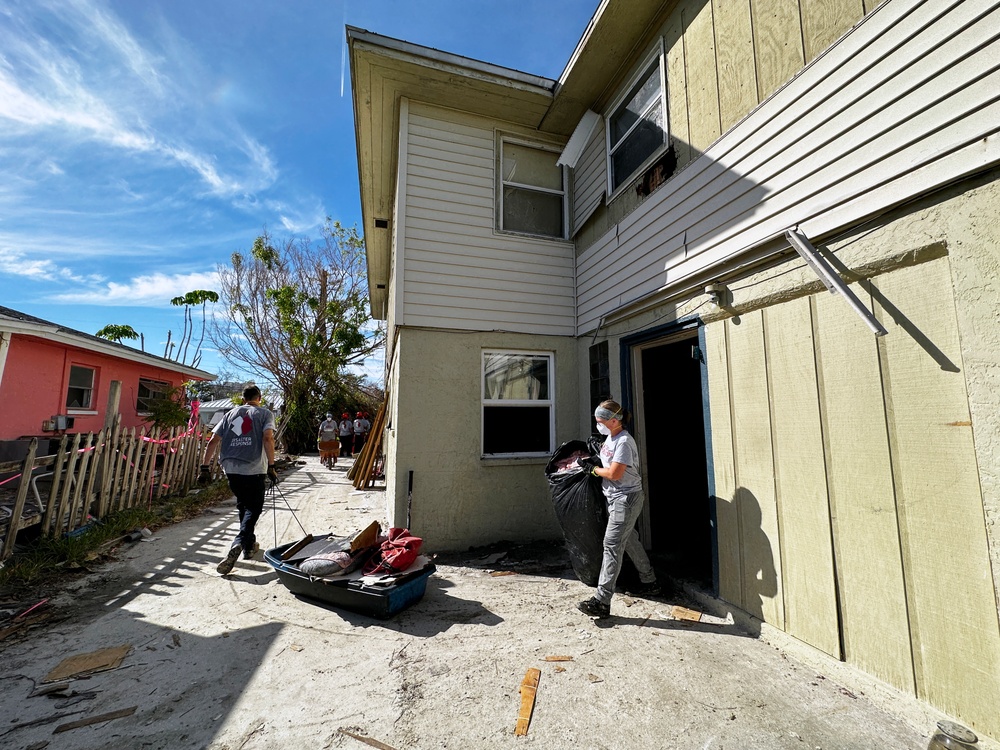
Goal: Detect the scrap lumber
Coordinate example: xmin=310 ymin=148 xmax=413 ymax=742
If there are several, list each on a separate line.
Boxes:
xmin=53 ymin=706 xmax=137 ymax=733
xmin=514 ymin=667 xmax=541 ymax=736
xmin=43 ymin=644 xmax=131 ymax=683
xmin=280 ymin=534 xmax=314 ymax=561
xmin=338 ymin=728 xmax=398 ymax=750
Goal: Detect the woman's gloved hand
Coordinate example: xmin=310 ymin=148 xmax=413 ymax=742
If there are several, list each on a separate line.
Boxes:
xmin=577 ymin=455 xmax=601 ymax=470
xmin=267 ymin=464 xmax=279 ymax=486
xmin=198 ymin=464 xmax=212 ymax=484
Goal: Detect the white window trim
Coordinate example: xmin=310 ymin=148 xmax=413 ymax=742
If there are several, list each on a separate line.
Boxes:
xmin=66 ymin=364 xmax=96 ymax=411
xmin=605 ymin=39 xmax=668 ymax=201
xmin=496 ymin=135 xmax=569 ymax=241
xmin=481 ymin=349 xmax=556 ymax=459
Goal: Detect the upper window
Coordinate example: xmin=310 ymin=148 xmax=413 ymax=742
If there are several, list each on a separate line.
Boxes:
xmin=498 ymin=139 xmax=566 ymax=239
xmin=137 ymin=378 xmax=171 ymax=413
xmin=607 ymin=52 xmax=667 ymax=194
xmin=482 ymin=351 xmax=554 ymax=456
xmin=66 ymin=365 xmax=95 ymax=409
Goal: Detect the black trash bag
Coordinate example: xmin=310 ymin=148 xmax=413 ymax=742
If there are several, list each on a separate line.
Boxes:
xmin=545 ymin=440 xmax=607 ymax=586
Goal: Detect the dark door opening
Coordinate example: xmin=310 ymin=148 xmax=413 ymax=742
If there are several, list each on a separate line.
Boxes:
xmin=640 ymin=335 xmax=713 ymax=589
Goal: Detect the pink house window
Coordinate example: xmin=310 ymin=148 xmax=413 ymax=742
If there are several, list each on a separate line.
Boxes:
xmin=66 ymin=365 xmax=95 ymax=409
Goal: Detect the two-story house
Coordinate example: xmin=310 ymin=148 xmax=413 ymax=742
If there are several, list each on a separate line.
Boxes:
xmin=349 ymin=0 xmax=1000 ymax=738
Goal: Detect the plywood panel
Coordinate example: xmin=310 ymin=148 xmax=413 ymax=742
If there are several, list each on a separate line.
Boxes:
xmin=682 ymin=0 xmax=722 ymax=151
xmin=873 ymin=259 xmax=1000 ymax=737
xmin=712 ymin=0 xmax=759 ymax=132
xmin=764 ymin=298 xmax=839 ymax=657
xmin=727 ymin=310 xmax=783 ymax=626
xmin=664 ymin=12 xmax=693 ymax=167
xmin=705 ymin=321 xmax=741 ymax=605
xmin=750 ymin=0 xmax=805 ymax=101
xmin=799 ymin=0 xmax=864 ymax=62
xmin=812 ymin=287 xmax=913 ymax=693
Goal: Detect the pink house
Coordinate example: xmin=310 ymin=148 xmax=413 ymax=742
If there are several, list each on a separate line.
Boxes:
xmin=0 ymin=306 xmax=214 ymax=448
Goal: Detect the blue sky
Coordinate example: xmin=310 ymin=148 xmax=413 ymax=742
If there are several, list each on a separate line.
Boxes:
xmin=0 ymin=0 xmax=596 ymax=383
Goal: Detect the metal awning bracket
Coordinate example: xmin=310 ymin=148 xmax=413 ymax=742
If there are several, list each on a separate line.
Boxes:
xmin=784 ymin=228 xmax=888 ymax=337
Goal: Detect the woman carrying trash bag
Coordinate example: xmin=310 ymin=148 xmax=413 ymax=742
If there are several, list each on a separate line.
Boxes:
xmin=577 ymin=399 xmax=660 ymax=619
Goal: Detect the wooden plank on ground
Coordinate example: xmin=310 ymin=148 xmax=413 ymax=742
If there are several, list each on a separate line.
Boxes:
xmin=44 ymin=644 xmax=131 ymax=682
xmin=514 ymin=668 xmax=540 ymax=736
xmin=872 ymin=258 xmax=1000 ymax=736
xmin=764 ymin=298 xmax=839 ymax=657
xmin=705 ymin=322 xmax=741 ymax=605
xmin=54 ymin=706 xmax=137 ymax=733
xmin=727 ymin=309 xmax=783 ymax=627
xmin=813 ymin=284 xmax=912 ymax=692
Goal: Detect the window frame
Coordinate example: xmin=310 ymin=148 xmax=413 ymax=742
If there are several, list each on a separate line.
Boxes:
xmin=65 ymin=364 xmax=96 ymax=411
xmin=136 ymin=377 xmax=172 ymax=415
xmin=481 ymin=349 xmax=555 ymax=458
xmin=605 ymin=41 xmax=668 ymax=199
xmin=496 ymin=135 xmax=569 ymax=240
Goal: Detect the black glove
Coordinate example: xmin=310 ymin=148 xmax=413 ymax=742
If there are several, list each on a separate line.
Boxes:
xmin=577 ymin=455 xmax=601 ymax=471
xmin=267 ymin=464 xmax=279 ymax=486
xmin=198 ymin=464 xmax=212 ymax=485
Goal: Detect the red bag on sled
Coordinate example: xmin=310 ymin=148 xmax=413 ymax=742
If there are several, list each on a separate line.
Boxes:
xmin=362 ymin=528 xmax=423 ymax=576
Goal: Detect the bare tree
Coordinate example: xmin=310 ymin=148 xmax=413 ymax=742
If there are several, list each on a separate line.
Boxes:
xmin=210 ymin=219 xmax=384 ymax=452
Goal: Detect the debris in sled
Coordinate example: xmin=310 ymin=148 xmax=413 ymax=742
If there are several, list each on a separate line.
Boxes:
xmin=338 ymin=727 xmax=399 ymax=750
xmin=44 ymin=644 xmax=131 ymax=683
xmin=53 ymin=705 xmax=137 ymax=733
xmin=543 ymin=655 xmax=573 ymax=662
xmin=280 ymin=533 xmax=314 ymax=561
xmin=514 ymin=668 xmax=540 ymax=736
xmin=350 ymin=520 xmax=381 ymax=551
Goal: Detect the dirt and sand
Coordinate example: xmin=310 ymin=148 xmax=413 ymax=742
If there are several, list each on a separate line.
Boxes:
xmin=0 ymin=456 xmax=970 ymax=749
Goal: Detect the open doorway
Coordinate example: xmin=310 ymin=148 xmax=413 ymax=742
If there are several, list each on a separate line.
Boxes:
xmin=634 ymin=332 xmax=713 ymax=589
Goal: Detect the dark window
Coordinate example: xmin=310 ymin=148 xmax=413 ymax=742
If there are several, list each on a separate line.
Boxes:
xmin=589 ymin=341 xmax=610 ymax=415
xmin=609 ymin=59 xmax=666 ymax=192
xmin=66 ymin=365 xmax=95 ymax=409
xmin=137 ymin=378 xmax=171 ymax=413
xmin=482 ymin=351 xmax=554 ymax=456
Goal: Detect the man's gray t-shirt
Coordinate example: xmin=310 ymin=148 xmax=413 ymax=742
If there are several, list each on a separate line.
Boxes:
xmin=598 ymin=430 xmax=643 ymax=497
xmin=213 ymin=405 xmax=275 ymax=475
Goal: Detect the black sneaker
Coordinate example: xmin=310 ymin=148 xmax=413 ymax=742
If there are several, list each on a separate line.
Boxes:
xmin=242 ymin=542 xmax=260 ymax=560
xmin=633 ymin=580 xmax=661 ymax=597
xmin=577 ymin=597 xmax=611 ymax=618
xmin=216 ymin=545 xmax=240 ymax=574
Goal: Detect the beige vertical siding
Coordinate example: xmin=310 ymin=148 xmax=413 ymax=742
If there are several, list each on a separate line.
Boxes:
xmin=402 ymin=102 xmax=575 ymax=335
xmin=764 ymin=298 xmax=839 ymax=658
xmin=705 ymin=255 xmax=1000 ymax=737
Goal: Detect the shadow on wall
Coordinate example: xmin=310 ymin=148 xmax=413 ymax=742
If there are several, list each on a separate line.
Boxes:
xmin=732 ymin=486 xmax=777 ymax=623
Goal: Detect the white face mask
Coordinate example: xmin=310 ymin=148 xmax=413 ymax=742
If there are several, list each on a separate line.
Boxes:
xmin=595 ymin=422 xmax=611 ymax=436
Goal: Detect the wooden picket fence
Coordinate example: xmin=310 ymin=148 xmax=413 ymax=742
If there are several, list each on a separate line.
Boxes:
xmin=0 ymin=415 xmax=210 ymax=560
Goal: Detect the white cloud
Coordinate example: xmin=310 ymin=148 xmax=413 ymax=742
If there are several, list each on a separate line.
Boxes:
xmin=0 ymin=249 xmax=104 ymax=283
xmin=49 ymin=270 xmax=221 ymax=306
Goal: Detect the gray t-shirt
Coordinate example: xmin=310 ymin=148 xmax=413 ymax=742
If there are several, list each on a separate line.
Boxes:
xmin=598 ymin=430 xmax=643 ymax=497
xmin=213 ymin=404 xmax=275 ymax=475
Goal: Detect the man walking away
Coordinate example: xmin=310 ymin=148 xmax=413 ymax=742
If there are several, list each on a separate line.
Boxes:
xmin=338 ymin=412 xmax=354 ymax=458
xmin=201 ymin=385 xmax=277 ymax=574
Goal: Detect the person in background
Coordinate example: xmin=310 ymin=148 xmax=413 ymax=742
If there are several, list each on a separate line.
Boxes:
xmin=577 ymin=399 xmax=660 ymax=618
xmin=318 ymin=412 xmax=340 ymax=469
xmin=338 ymin=412 xmax=355 ymax=458
xmin=200 ymin=385 xmax=277 ymax=575
xmin=353 ymin=411 xmax=370 ymax=454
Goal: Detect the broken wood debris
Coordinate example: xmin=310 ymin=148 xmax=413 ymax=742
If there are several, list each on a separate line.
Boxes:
xmin=53 ymin=705 xmax=137 ymax=733
xmin=542 ymin=655 xmax=573 ymax=662
xmin=514 ymin=667 xmax=540 ymax=736
xmin=44 ymin=644 xmax=131 ymax=683
xmin=338 ymin=727 xmax=399 ymax=750
xmin=490 ymin=570 xmax=517 ymax=577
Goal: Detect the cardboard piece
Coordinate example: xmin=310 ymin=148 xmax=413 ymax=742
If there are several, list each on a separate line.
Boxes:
xmin=44 ymin=645 xmax=131 ymax=683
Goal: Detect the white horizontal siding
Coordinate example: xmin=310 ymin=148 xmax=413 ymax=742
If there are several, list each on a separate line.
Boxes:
xmin=571 ymin=117 xmax=607 ymax=235
xmin=402 ymin=102 xmax=575 ymax=335
xmin=577 ymin=0 xmax=1000 ymax=332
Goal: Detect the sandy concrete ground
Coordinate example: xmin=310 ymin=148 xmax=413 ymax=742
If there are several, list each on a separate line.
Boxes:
xmin=0 ymin=456 xmax=981 ymax=750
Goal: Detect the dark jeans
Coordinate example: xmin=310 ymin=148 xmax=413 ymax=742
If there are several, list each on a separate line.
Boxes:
xmin=226 ymin=473 xmax=266 ymax=553
xmin=340 ymin=434 xmax=354 ymax=456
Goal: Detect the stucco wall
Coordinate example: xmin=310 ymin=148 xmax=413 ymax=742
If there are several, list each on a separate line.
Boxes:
xmin=388 ymin=326 xmax=579 ymax=551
